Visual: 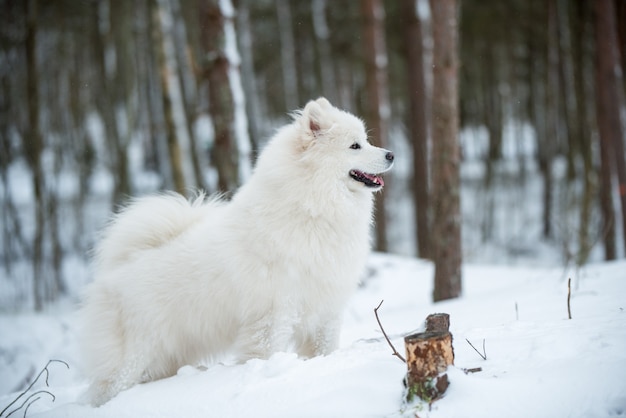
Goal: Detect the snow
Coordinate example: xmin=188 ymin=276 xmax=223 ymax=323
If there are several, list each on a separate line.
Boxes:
xmin=1 ymin=254 xmax=625 ymax=417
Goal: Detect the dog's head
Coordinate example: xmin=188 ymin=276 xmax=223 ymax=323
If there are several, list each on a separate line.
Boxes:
xmin=295 ymin=98 xmax=394 ymax=193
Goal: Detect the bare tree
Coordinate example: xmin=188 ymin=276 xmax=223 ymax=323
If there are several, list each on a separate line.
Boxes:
xmin=430 ymin=0 xmax=462 ymax=301
xmin=276 ymin=0 xmax=299 ymax=111
xmin=568 ymin=0 xmax=595 ymax=265
xmin=312 ymin=0 xmax=338 ymax=104
xmin=24 ymin=0 xmax=46 ymax=311
xmin=540 ymin=0 xmax=559 ymax=240
xmin=153 ymin=0 xmax=189 ymax=194
xmin=170 ymin=0 xmax=208 ymax=191
xmin=361 ymin=0 xmax=391 ymax=252
xmin=594 ymin=0 xmax=626 ymax=257
xmin=403 ymin=0 xmax=431 ymax=259
xmin=237 ymin=0 xmax=263 ymax=159
xmin=200 ymin=0 xmax=251 ymax=193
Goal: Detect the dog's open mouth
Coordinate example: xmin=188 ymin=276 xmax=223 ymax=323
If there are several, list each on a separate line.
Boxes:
xmin=350 ymin=169 xmax=385 ymax=188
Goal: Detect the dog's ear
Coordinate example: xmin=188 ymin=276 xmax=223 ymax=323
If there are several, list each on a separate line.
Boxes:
xmin=315 ymin=97 xmax=332 ymax=110
xmin=302 ymin=99 xmax=331 ymax=135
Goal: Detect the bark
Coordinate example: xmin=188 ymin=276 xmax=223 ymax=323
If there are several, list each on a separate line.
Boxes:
xmin=558 ymin=0 xmax=578 ymax=182
xmin=106 ymin=1 xmax=133 ymax=204
xmin=237 ymin=0 xmax=262 ymax=159
xmin=430 ymin=0 xmax=462 ymax=301
xmin=222 ymin=0 xmax=252 ymax=183
xmin=482 ymin=45 xmax=503 ymax=187
xmin=24 ymin=0 xmax=44 ymax=311
xmin=615 ymin=0 xmax=626 ymax=98
xmin=594 ymin=0 xmax=626 ymax=256
xmin=171 ymin=0 xmax=206 ymax=191
xmin=480 ymin=44 xmax=500 ymax=242
xmin=276 ymin=0 xmax=299 ymax=110
xmin=541 ymin=0 xmax=559 ymax=240
xmin=200 ymin=0 xmax=236 ymax=193
xmin=361 ymin=0 xmax=391 ymax=252
xmin=572 ymin=0 xmax=595 ymax=265
xmin=134 ymin=0 xmax=156 ymax=171
xmin=91 ymin=0 xmax=130 ymax=207
xmin=598 ymin=129 xmax=617 ymax=260
xmin=142 ymin=0 xmax=172 ymax=185
xmin=153 ymin=0 xmax=187 ymax=194
xmin=312 ymin=0 xmax=337 ymax=104
xmin=403 ymin=0 xmax=431 ymax=259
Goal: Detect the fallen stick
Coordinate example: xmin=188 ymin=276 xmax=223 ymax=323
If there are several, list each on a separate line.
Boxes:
xmin=374 ymin=300 xmax=406 ymax=363
xmin=465 ymin=338 xmax=487 ymax=360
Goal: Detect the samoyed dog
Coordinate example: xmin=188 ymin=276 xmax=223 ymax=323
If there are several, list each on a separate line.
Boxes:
xmin=80 ymin=97 xmax=394 ymax=405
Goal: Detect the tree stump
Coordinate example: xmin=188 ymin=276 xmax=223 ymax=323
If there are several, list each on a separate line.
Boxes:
xmin=404 ymin=313 xmax=454 ymax=402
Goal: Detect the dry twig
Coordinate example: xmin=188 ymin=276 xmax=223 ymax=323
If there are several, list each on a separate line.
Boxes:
xmin=465 ymin=338 xmax=487 ymax=360
xmin=567 ymin=277 xmax=572 ymax=319
xmin=0 ymin=359 xmax=69 ymax=418
xmin=374 ymin=300 xmax=406 ymax=363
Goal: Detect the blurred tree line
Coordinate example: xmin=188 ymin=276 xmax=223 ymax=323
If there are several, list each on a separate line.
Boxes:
xmin=1 ymin=0 xmax=625 ymax=310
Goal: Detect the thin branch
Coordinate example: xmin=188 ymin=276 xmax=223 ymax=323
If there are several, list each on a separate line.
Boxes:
xmin=567 ymin=277 xmax=572 ymax=319
xmin=5 ymin=391 xmax=54 ymax=418
xmin=465 ymin=338 xmax=487 ymax=360
xmin=0 ymin=360 xmax=68 ymax=417
xmin=21 ymin=396 xmax=41 ymax=418
xmin=374 ymin=300 xmax=406 ymax=363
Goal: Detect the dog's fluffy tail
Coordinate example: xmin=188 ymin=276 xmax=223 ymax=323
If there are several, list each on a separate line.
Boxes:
xmin=94 ymin=191 xmax=215 ymax=274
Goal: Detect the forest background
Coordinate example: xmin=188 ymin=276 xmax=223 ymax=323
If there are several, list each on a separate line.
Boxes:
xmin=1 ymin=0 xmax=626 ymax=311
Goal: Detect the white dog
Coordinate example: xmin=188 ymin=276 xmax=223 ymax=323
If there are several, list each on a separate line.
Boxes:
xmin=80 ymin=97 xmax=394 ymax=406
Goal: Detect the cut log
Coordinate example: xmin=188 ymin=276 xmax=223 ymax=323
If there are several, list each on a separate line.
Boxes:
xmin=404 ymin=314 xmax=454 ymax=402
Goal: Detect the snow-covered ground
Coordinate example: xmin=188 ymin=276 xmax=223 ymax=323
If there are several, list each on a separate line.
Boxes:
xmin=1 ymin=253 xmax=624 ymax=417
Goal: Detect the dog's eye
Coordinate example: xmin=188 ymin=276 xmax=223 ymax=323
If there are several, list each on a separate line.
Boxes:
xmin=350 ymin=143 xmax=361 ymax=150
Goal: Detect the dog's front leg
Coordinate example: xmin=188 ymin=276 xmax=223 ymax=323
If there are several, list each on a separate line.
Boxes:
xmin=296 ymin=316 xmax=341 ymax=358
xmin=234 ymin=314 xmax=293 ymax=362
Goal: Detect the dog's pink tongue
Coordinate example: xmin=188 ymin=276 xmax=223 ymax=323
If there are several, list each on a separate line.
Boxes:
xmin=364 ymin=173 xmax=384 ymax=187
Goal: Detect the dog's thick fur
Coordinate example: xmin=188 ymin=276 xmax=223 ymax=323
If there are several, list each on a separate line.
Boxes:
xmin=80 ymin=98 xmax=393 ymax=406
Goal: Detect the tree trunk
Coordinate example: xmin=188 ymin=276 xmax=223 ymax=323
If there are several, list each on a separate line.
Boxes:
xmin=276 ymin=0 xmax=299 ymax=111
xmin=90 ymin=0 xmax=130 ymax=207
xmin=361 ymin=0 xmax=391 ymax=252
xmin=237 ymin=0 xmax=262 ymax=160
xmin=572 ymin=0 xmax=595 ymax=265
xmin=594 ymin=0 xmax=626 ymax=256
xmin=24 ymin=0 xmax=44 ymax=311
xmin=558 ymin=0 xmax=578 ymax=182
xmin=170 ymin=0 xmax=207 ymax=191
xmin=312 ymin=0 xmax=338 ymax=104
xmin=200 ymin=0 xmax=248 ymax=193
xmin=153 ymin=0 xmax=188 ymax=194
xmin=615 ymin=0 xmax=626 ymax=98
xmin=541 ymin=0 xmax=559 ymax=240
xmin=430 ymin=0 xmax=462 ymax=302
xmin=222 ymin=0 xmax=252 ymax=183
xmin=403 ymin=0 xmax=431 ymax=259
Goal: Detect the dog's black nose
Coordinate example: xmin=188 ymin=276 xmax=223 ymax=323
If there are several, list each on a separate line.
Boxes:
xmin=386 ymin=151 xmax=394 ymax=162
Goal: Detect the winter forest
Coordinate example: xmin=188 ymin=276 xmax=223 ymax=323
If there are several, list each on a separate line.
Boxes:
xmin=1 ymin=0 xmax=626 ymax=310
xmin=2 ymin=0 xmax=626 ymax=416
